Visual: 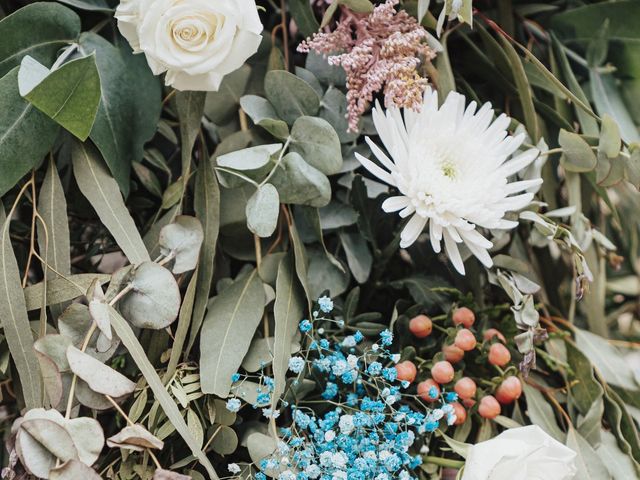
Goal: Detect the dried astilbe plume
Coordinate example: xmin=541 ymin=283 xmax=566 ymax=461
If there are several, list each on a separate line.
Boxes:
xmin=299 ymin=0 xmax=437 ymax=131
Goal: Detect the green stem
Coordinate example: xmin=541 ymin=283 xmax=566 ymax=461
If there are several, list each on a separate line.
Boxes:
xmin=424 ymin=456 xmax=465 ymax=469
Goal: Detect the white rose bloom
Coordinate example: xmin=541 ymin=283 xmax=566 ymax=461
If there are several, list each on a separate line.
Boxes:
xmin=356 ymin=87 xmax=542 ymax=275
xmin=115 ymin=0 xmax=263 ymax=91
xmin=462 ymin=425 xmax=577 ymax=480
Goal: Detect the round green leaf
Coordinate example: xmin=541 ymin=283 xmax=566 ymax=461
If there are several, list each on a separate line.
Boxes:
xmin=246 ymin=184 xmax=280 ymax=238
xmin=290 ymin=116 xmax=343 ymax=175
xmin=264 ymin=70 xmax=320 ymax=124
xmin=119 ymin=261 xmax=181 ymax=329
xmin=211 ymin=425 xmax=238 ymax=455
xmin=66 ymin=345 xmax=136 ymax=397
xmin=269 ymin=152 xmax=331 ymax=207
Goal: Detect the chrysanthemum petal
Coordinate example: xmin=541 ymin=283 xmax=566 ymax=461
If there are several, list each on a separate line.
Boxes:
xmin=382 ymin=196 xmax=410 ymax=212
xmin=443 ymin=229 xmax=465 ymax=274
xmin=355 ymin=153 xmax=397 ymax=186
xmin=400 ymin=214 xmax=427 ymax=248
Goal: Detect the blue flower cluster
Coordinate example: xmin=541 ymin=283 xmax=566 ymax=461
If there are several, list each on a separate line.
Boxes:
xmin=224 ymin=297 xmax=456 ymax=480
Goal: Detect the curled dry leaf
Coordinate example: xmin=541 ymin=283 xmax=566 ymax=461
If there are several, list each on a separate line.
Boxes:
xmin=88 ymin=279 xmax=112 ymax=341
xmin=118 ymin=261 xmax=181 ymax=329
xmin=49 ymin=460 xmax=102 ymax=480
xmin=66 ymin=345 xmax=136 ymax=397
xmin=153 ymin=468 xmax=192 ymax=480
xmin=107 ymin=424 xmax=164 ymax=451
xmin=159 ymin=215 xmax=204 ymax=274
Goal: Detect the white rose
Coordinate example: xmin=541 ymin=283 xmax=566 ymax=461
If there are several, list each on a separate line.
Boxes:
xmin=115 ymin=0 xmax=263 ymax=91
xmin=462 ymin=425 xmax=577 ymax=480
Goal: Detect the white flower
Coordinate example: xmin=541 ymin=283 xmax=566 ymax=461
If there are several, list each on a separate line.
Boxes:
xmin=227 ymin=463 xmax=241 ymax=474
xmin=115 ymin=0 xmax=263 ymax=91
xmin=461 ymin=425 xmax=577 ymax=480
xmin=356 ymin=87 xmax=541 ymax=275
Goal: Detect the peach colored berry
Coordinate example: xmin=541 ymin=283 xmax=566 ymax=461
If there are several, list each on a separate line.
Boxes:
xmin=454 ymin=329 xmax=477 ymax=352
xmin=478 ymin=395 xmax=501 ymax=419
xmin=488 ymin=343 xmax=511 ymax=367
xmin=452 ymin=307 xmax=475 ymax=328
xmin=431 ymin=361 xmax=455 ymax=384
xmin=454 ymin=377 xmax=477 ymax=400
xmin=442 ymin=344 xmax=464 ymax=364
xmin=417 ymin=379 xmax=440 ymax=402
xmin=451 ymin=402 xmax=467 ymax=425
xmin=409 ymin=314 xmax=433 ymax=338
xmin=483 ymin=328 xmax=506 ymax=343
xmin=495 ymin=376 xmax=523 ymax=404
xmin=395 ymin=360 xmax=417 ymax=383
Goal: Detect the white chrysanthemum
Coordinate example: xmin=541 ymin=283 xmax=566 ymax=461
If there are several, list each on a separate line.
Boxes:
xmin=356 ymin=88 xmax=542 ymax=275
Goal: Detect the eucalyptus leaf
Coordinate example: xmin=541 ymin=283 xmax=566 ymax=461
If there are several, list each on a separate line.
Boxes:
xmin=218 ymin=144 xmax=282 ymax=171
xmin=71 ymin=139 xmax=150 ymax=265
xmin=566 ymin=427 xmax=611 ymax=479
xmin=211 ymin=425 xmax=239 ymax=455
xmin=559 ymin=129 xmax=597 ymax=173
xmin=246 ymin=184 xmax=280 ymax=238
xmin=66 ymin=345 xmax=136 ymax=397
xmin=107 ymin=306 xmax=219 ymax=479
xmin=37 ymin=158 xmax=71 ymax=318
xmin=0 ymin=207 xmax=43 ymax=409
xmin=23 ymin=273 xmax=110 ymax=311
xmin=240 ymin=95 xmax=289 ymax=139
xmin=119 ymin=262 xmax=181 ymax=330
xmin=49 ymin=460 xmax=102 ymax=480
xmin=264 ymin=70 xmax=320 ymax=124
xmin=200 ymin=269 xmax=265 ymax=397
xmin=290 ymin=116 xmax=343 ymax=175
xmin=269 ymin=152 xmax=331 ymax=207
xmin=522 ymin=383 xmax=565 ymax=442
xmin=272 ymin=255 xmax=305 ymax=402
xmin=107 ymin=424 xmax=164 ymax=451
xmin=575 ymin=328 xmax=639 ymax=390
xmin=188 ymin=158 xmax=220 ymax=356
xmin=159 ymin=216 xmax=204 ymax=274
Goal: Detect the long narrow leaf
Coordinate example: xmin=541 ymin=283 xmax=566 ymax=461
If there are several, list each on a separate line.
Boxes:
xmin=272 ymin=255 xmax=304 ymax=402
xmin=71 ymin=140 xmax=150 ymax=265
xmin=108 ymin=305 xmax=218 ymax=479
xmin=0 ymin=206 xmax=43 ymax=408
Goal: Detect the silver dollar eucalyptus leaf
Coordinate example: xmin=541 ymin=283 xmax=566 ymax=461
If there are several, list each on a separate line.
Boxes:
xmin=159 ymin=215 xmax=204 ymax=274
xmin=119 ymin=261 xmax=181 ymax=329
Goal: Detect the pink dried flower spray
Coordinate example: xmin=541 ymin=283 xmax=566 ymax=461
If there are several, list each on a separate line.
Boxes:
xmin=299 ymin=0 xmax=436 ymax=131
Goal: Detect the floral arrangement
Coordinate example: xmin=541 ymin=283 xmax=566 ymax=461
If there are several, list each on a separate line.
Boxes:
xmin=0 ymin=0 xmax=640 ymax=479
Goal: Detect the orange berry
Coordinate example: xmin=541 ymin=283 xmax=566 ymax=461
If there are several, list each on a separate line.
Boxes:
xmin=451 ymin=402 xmax=467 ymax=425
xmin=495 ymin=376 xmax=523 ymax=404
xmin=452 ymin=307 xmax=475 ymax=328
xmin=395 ymin=361 xmax=417 ymax=383
xmin=478 ymin=395 xmax=501 ymax=419
xmin=417 ymin=379 xmax=440 ymax=402
xmin=431 ymin=361 xmax=455 ymax=384
xmin=454 ymin=329 xmax=477 ymax=352
xmin=409 ymin=315 xmax=433 ymax=338
xmin=488 ymin=343 xmax=511 ymax=367
xmin=454 ymin=377 xmax=477 ymax=400
xmin=483 ymin=328 xmax=506 ymax=343
xmin=462 ymin=398 xmax=476 ymax=408
xmin=442 ymin=344 xmax=465 ymax=364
